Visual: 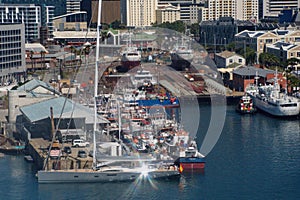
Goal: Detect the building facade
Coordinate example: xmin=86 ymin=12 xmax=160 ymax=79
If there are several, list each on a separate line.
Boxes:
xmin=0 ymin=4 xmax=55 ymax=43
xmin=66 ymin=0 xmax=82 ymax=13
xmin=126 ymin=0 xmax=157 ymax=27
xmin=200 ymin=0 xmax=258 ymax=22
xmin=156 ymin=3 xmax=181 ymax=24
xmin=262 ymin=0 xmax=300 ymax=18
xmin=0 ymin=24 xmax=26 ymax=85
xmin=0 ymin=4 xmax=41 ymax=42
xmin=0 ymin=0 xmax=67 ymax=16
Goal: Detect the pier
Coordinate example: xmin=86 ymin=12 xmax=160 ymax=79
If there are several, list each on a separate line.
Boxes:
xmin=28 ymin=138 xmax=92 ymax=170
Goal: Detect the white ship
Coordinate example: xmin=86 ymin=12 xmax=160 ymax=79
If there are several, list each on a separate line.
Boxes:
xmin=118 ymin=33 xmax=141 ymax=72
xmin=246 ymin=75 xmax=300 ymax=117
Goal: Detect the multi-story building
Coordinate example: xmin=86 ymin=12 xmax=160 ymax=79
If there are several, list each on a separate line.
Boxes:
xmin=199 ymin=17 xmax=255 ymax=49
xmin=90 ymin=0 xmax=121 ymax=25
xmin=159 ymin=0 xmax=204 ymax=24
xmin=0 ymin=4 xmax=41 ymax=42
xmin=200 ymin=0 xmax=258 ymax=22
xmin=0 ymin=23 xmax=26 ymax=85
xmin=266 ymin=41 xmax=300 ymax=66
xmin=234 ymin=29 xmax=300 ymax=59
xmin=156 ymin=3 xmax=180 ymax=24
xmin=125 ymin=0 xmax=158 ymax=27
xmin=262 ymin=0 xmax=300 ymax=18
xmin=0 ymin=0 xmax=66 ymax=16
xmin=0 ymin=4 xmax=55 ymax=43
xmin=66 ymin=0 xmax=81 ymax=13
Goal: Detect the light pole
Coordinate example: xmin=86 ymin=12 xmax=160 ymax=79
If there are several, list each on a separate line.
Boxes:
xmin=202 ymin=32 xmax=207 ymax=49
xmin=224 ymin=38 xmax=227 ymax=51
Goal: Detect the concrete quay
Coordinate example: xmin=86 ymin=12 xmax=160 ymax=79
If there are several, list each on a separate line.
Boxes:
xmin=28 ymin=138 xmax=92 ymax=170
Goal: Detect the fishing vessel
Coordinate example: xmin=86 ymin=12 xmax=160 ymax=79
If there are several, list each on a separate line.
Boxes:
xmin=174 ymin=140 xmax=205 ymax=171
xmin=246 ymin=73 xmax=300 ymax=117
xmin=37 ymin=0 xmax=180 ymax=183
xmin=236 ymin=94 xmax=257 ymax=114
xmin=118 ymin=34 xmax=141 ymax=72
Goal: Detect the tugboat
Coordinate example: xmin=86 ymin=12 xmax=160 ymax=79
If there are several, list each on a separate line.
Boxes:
xmin=174 ymin=140 xmax=205 ymax=172
xmin=236 ymin=94 xmax=257 ymax=114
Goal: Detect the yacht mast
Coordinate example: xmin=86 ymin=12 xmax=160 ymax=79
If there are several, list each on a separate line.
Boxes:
xmin=93 ymin=0 xmax=102 ymax=170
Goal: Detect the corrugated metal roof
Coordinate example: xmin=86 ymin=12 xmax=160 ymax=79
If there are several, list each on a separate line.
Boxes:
xmin=233 ymin=66 xmax=274 ymax=77
xmin=17 ymin=79 xmax=56 ymax=93
xmin=20 ymin=97 xmax=109 ymax=124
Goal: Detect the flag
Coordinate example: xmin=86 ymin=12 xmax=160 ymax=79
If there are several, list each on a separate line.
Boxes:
xmin=179 ymin=164 xmax=184 ymax=173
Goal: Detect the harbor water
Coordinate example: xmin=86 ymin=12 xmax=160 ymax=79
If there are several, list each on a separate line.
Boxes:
xmin=1 ymin=105 xmax=299 ymax=200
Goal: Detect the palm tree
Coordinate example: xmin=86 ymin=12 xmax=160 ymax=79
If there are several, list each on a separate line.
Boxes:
xmin=40 ymin=50 xmax=46 ymax=70
xmin=30 ymin=50 xmax=34 ymax=72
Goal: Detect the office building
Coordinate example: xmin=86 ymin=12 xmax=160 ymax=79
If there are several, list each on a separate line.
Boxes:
xmin=262 ymin=0 xmax=300 ymax=18
xmin=0 ymin=24 xmax=26 ymax=84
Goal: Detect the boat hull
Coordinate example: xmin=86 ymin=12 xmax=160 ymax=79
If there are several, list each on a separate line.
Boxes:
xmin=251 ymin=95 xmax=300 ymax=117
xmin=37 ymin=169 xmax=180 ymax=183
xmin=174 ymin=157 xmax=205 ymax=171
xmin=118 ymin=60 xmax=141 ymax=72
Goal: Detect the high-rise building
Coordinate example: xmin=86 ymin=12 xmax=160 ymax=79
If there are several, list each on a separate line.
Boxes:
xmin=0 ymin=23 xmax=26 ymax=84
xmin=262 ymin=0 xmax=300 ymax=18
xmin=0 ymin=0 xmax=67 ymax=16
xmin=200 ymin=0 xmax=258 ymax=22
xmin=0 ymin=4 xmax=54 ymax=43
xmin=90 ymin=0 xmax=121 ymax=25
xmin=66 ymin=0 xmax=82 ymax=13
xmin=0 ymin=5 xmax=41 ymax=42
xmin=125 ymin=0 xmax=158 ymax=27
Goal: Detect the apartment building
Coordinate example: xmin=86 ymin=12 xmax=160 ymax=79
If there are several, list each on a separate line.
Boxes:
xmin=125 ymin=0 xmax=157 ymax=27
xmin=200 ymin=0 xmax=258 ymax=22
xmin=0 ymin=24 xmax=26 ymax=85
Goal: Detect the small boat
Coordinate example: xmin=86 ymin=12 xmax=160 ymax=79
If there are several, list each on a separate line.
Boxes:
xmin=174 ymin=140 xmax=205 ymax=172
xmin=236 ymin=94 xmax=257 ymax=114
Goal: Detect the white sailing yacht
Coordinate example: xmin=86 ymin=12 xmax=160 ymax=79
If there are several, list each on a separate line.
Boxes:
xmin=37 ymin=0 xmax=179 ymax=183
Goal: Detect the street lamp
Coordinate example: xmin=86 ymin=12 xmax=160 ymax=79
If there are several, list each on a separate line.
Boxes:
xmin=201 ymin=31 xmax=207 ymax=49
xmin=224 ymin=38 xmax=227 ymax=51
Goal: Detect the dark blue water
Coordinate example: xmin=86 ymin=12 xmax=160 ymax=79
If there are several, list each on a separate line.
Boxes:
xmin=1 ymin=105 xmax=299 ymax=200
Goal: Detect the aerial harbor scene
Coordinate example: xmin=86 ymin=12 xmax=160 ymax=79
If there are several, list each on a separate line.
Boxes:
xmin=0 ymin=0 xmax=300 ymax=200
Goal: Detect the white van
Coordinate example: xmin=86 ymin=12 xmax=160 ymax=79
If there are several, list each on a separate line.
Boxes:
xmin=72 ymin=139 xmax=90 ymax=147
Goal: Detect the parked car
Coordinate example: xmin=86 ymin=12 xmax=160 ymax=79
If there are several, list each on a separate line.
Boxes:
xmin=72 ymin=139 xmax=90 ymax=148
xmin=62 ymin=135 xmax=80 ymax=143
xmin=77 ymin=150 xmax=87 ymax=158
xmin=63 ymin=146 xmax=72 ymax=154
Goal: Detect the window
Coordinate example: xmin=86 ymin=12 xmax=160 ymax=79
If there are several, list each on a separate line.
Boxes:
xmin=238 ymin=59 xmax=242 ymax=63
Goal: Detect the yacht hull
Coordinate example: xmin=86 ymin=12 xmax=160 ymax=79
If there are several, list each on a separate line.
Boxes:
xmin=37 ymin=169 xmax=180 ymax=183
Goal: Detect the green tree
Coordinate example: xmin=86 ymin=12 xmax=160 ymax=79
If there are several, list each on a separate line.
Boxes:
xmin=153 ymin=21 xmax=186 ymax=33
xmin=189 ymin=23 xmax=199 ymax=36
xmin=286 ymin=57 xmax=300 ymax=70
